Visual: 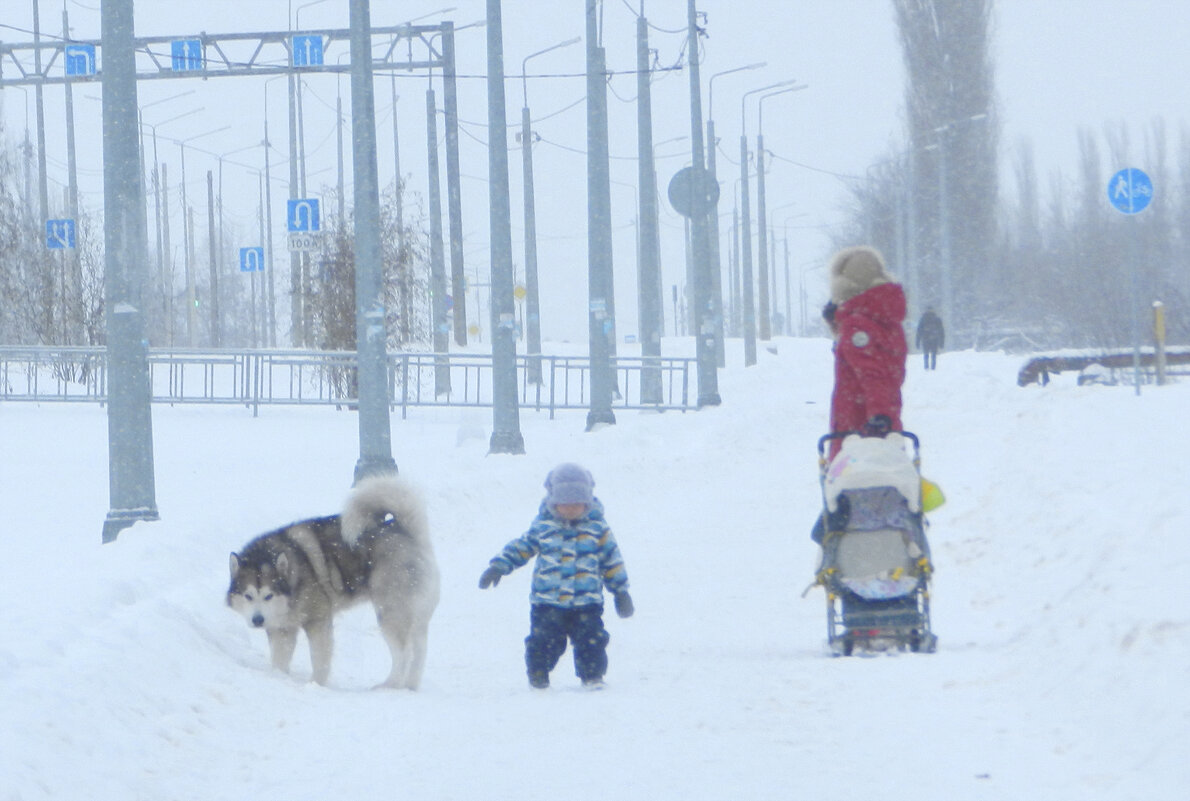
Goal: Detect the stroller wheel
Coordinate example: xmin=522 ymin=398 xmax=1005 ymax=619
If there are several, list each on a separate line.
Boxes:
xmin=909 ymin=631 xmax=938 ymax=654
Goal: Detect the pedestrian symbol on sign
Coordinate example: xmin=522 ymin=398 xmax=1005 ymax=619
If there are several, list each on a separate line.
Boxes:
xmin=1107 ymin=168 xmax=1153 ymax=215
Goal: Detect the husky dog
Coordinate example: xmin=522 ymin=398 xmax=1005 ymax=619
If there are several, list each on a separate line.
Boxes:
xmin=227 ymin=475 xmax=439 ymax=689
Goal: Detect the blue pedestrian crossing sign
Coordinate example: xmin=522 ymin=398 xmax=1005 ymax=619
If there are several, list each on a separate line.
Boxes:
xmin=46 ymin=219 xmax=76 ymax=249
xmin=1108 ymin=168 xmax=1153 ymax=215
xmin=171 ymin=39 xmax=203 ymax=72
xmin=239 ymin=247 xmax=265 ymax=273
xmin=64 ymin=44 xmax=96 ymax=76
xmin=287 ymin=198 xmax=321 ymax=232
xmin=291 ymin=35 xmax=324 ymax=67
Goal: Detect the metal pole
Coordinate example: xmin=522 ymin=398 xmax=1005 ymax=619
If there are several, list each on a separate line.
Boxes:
xmin=207 ymin=170 xmax=219 ymax=346
xmin=263 ymin=114 xmax=277 ymax=347
xmin=100 ymin=0 xmax=158 ymax=542
xmin=756 ymin=136 xmax=770 ymax=340
xmin=705 ymin=115 xmax=725 ymax=367
xmin=180 ymin=144 xmax=195 ymax=345
xmin=349 ymin=0 xmax=398 ymax=481
xmin=731 ymin=200 xmax=739 ymax=336
xmin=520 ymin=103 xmax=543 ymax=384
xmin=739 ymin=133 xmax=755 ymax=366
xmin=161 ymin=162 xmax=173 ymax=345
xmin=426 ymin=85 xmax=451 ymax=394
xmin=637 ymin=13 xmax=663 ymax=401
xmin=63 ymin=9 xmax=81 ymax=344
xmin=391 ymin=77 xmax=409 ymax=345
xmin=783 ymin=234 xmax=791 ymax=336
xmin=287 ymin=73 xmax=302 ymax=345
xmin=585 ymin=0 xmax=616 ymax=428
xmin=32 ymin=1 xmax=49 ymax=230
xmin=686 ymin=0 xmax=719 ymax=406
xmin=442 ymin=23 xmax=469 ymax=347
xmin=521 ymin=36 xmax=579 ymax=387
xmin=486 ymin=0 xmax=525 ymax=452
xmin=336 ymin=93 xmax=344 ymax=224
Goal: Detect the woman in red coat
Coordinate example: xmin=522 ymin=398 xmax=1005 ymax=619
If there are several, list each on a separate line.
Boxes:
xmin=824 ymin=246 xmax=907 ymax=458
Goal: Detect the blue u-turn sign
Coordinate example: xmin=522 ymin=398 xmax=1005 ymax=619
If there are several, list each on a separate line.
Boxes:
xmin=1107 ymin=168 xmax=1153 ymax=215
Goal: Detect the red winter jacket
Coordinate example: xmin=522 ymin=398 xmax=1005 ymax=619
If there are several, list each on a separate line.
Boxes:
xmin=829 ymin=283 xmax=907 ymax=455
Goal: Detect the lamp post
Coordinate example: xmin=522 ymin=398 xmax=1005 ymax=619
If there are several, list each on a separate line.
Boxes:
xmin=262 ymin=75 xmax=290 ymax=346
xmin=756 ymin=84 xmax=806 ymax=341
xmin=174 ymin=125 xmax=230 ymax=346
xmin=139 ymin=106 xmax=201 ymax=333
xmin=217 ymin=143 xmax=261 ymax=345
xmin=682 ymin=0 xmax=719 ymax=407
xmin=775 ymin=209 xmax=807 ymax=336
xmin=706 ymin=62 xmax=763 ymax=365
xmin=521 ymin=36 xmax=581 ymax=384
xmin=739 ymin=79 xmax=796 ymax=365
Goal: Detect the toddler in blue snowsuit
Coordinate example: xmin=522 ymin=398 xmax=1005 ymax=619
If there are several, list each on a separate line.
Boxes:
xmin=478 ymin=463 xmax=634 ymax=689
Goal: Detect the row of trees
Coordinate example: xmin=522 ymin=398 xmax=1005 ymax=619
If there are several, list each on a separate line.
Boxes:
xmin=845 ymin=0 xmax=1189 ymax=351
xmin=0 ymin=126 xmax=433 ymax=352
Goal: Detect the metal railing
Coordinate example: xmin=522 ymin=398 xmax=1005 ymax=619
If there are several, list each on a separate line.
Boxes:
xmin=0 ymin=346 xmax=694 ymax=416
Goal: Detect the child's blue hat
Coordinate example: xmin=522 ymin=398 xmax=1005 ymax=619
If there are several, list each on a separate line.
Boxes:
xmin=545 ymin=463 xmax=594 ymax=505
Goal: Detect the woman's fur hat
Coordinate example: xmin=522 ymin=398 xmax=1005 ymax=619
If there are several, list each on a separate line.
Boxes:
xmin=829 ymin=246 xmax=892 ymax=305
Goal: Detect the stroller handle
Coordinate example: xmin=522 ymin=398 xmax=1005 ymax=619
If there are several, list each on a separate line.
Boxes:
xmin=817 ymin=429 xmax=920 ymax=457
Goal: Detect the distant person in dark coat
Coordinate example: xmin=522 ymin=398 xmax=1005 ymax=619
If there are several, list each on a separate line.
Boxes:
xmin=916 ymin=308 xmax=945 ymax=370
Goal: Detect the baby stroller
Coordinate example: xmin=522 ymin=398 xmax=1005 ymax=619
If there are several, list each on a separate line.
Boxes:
xmin=810 ymin=430 xmax=938 ymax=656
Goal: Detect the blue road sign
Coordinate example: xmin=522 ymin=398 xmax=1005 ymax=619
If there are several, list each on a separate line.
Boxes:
xmin=46 ymin=219 xmax=76 ymax=249
xmin=1108 ymin=167 xmax=1153 ymax=215
xmin=171 ymin=39 xmax=203 ymax=72
xmin=239 ymin=247 xmax=265 ymax=273
xmin=64 ymin=44 xmax=96 ymax=76
xmin=291 ymin=35 xmax=324 ymax=67
xmin=287 ymin=198 xmax=321 ymax=232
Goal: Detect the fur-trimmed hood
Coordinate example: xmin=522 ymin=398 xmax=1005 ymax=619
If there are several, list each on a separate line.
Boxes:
xmin=829 ymin=246 xmax=892 ymax=305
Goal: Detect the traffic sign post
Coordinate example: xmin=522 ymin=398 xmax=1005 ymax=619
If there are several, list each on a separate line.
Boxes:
xmin=287 ymin=198 xmax=321 ymax=252
xmin=239 ymin=247 xmax=264 ymax=272
xmin=1108 ymin=167 xmax=1153 ymax=215
xmin=170 ymin=39 xmax=203 ymax=71
xmin=46 ymin=219 xmax=76 ymax=249
xmin=64 ymin=44 xmax=96 ymax=76
xmin=291 ymin=35 xmax=324 ymax=67
xmin=287 ymin=198 xmax=321 ymax=232
xmin=1108 ymin=167 xmax=1154 ymax=395
xmin=667 ymin=166 xmax=720 ymax=218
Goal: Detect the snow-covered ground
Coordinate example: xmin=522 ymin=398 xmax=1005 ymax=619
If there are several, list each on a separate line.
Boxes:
xmin=2 ymin=338 xmax=1186 ymax=800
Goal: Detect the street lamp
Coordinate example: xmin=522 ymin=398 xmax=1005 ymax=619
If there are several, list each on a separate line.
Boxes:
xmin=738 ymin=79 xmax=797 ymax=365
xmin=217 ymin=142 xmax=262 ymax=345
xmin=174 ymin=125 xmax=231 ymax=345
xmin=776 ymin=208 xmax=807 ymax=336
xmin=705 ymin=61 xmax=764 ymax=365
xmin=756 ymin=83 xmax=807 ymax=340
xmin=520 ymin=35 xmax=581 ymax=384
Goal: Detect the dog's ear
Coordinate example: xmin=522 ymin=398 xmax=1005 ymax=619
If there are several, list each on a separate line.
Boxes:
xmin=275 ymin=552 xmax=290 ymax=579
xmin=229 ymin=552 xmax=241 ymax=579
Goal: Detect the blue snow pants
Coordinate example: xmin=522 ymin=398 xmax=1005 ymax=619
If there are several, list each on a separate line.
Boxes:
xmin=525 ymin=603 xmax=610 ymax=681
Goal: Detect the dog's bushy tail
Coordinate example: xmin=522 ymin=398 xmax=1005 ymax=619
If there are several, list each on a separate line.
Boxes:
xmin=341 ymin=474 xmax=429 ymax=547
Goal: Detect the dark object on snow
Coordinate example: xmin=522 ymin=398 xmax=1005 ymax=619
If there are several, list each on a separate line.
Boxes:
xmin=916 ymin=308 xmax=945 ymax=370
xmin=1017 ymin=348 xmax=1190 ymax=387
xmin=860 ymin=414 xmax=893 ymax=438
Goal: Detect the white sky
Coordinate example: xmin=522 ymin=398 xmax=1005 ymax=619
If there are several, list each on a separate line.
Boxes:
xmin=2 ymin=0 xmax=1188 ymax=341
